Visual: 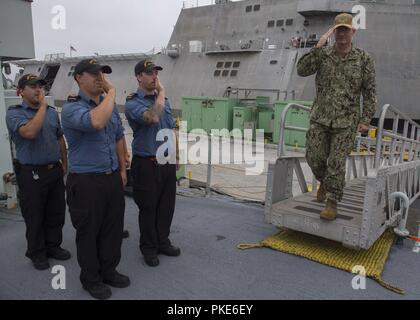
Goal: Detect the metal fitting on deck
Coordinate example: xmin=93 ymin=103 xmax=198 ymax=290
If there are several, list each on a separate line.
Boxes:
xmin=390 ymin=192 xmax=410 ymax=237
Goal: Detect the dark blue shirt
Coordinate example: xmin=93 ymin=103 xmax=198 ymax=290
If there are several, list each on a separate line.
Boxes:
xmin=125 ymin=89 xmax=175 ymax=157
xmin=61 ymin=91 xmax=124 ymax=174
xmin=5 ymin=102 xmax=63 ymax=165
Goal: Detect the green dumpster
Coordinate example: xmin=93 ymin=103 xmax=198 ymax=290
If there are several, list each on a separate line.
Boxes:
xmin=273 ymin=100 xmax=312 ymax=147
xmin=257 ymin=106 xmax=274 ymax=136
xmin=181 ymin=96 xmax=235 ymax=135
xmin=232 ymin=106 xmax=255 ymax=138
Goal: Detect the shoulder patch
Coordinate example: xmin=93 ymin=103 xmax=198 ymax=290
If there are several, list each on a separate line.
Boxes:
xmin=126 ymin=93 xmax=137 ymax=101
xmin=67 ymin=95 xmax=81 ymax=102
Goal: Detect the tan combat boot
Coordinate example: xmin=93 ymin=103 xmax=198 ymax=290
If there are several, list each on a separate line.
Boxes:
xmin=320 ymin=199 xmax=337 ymax=221
xmin=316 ymin=183 xmax=326 ymax=203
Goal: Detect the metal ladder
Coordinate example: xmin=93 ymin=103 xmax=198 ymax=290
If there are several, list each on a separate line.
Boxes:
xmin=265 ymin=103 xmax=420 ymax=249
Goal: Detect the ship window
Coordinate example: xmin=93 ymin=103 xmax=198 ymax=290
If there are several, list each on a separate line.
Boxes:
xmin=267 ymin=20 xmax=275 ymax=28
xmin=222 ymin=70 xmax=229 ymax=77
xmin=214 ymin=70 xmax=221 ymax=77
xmin=224 ymin=61 xmax=232 ymax=68
xmin=68 ymin=72 xmax=72 ymax=77
xmin=233 ymin=61 xmax=240 ymax=68
xmin=286 ymin=18 xmax=293 ymax=26
xmin=245 ymin=5 xmax=252 ymax=12
xmin=277 ymin=19 xmax=284 ymax=27
xmin=70 ymin=66 xmax=75 ymax=71
xmin=253 ymin=4 xmax=260 ymax=11
xmin=230 ymin=70 xmax=238 ymax=77
xmin=270 ymin=60 xmax=278 ymax=65
xmin=37 ymin=67 xmax=42 ymax=72
xmin=216 ymin=61 xmax=224 ymax=68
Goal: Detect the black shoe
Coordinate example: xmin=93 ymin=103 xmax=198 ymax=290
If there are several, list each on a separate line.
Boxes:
xmin=32 ymin=256 xmax=50 ymax=271
xmin=83 ymin=282 xmax=112 ymax=300
xmin=144 ymin=255 xmax=159 ymax=267
xmin=103 ymin=272 xmax=130 ymax=288
xmin=158 ymin=245 xmax=181 ymax=257
xmin=122 ymin=230 xmax=129 ymax=239
xmin=47 ymin=247 xmax=71 ymax=260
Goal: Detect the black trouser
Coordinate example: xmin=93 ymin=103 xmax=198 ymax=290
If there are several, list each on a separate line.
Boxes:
xmin=66 ymin=172 xmax=125 ymax=287
xmin=15 ymin=163 xmax=66 ymax=260
xmin=131 ymin=157 xmax=176 ymax=256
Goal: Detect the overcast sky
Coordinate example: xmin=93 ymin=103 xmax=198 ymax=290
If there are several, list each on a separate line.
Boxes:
xmin=31 ymin=0 xmax=207 ymax=59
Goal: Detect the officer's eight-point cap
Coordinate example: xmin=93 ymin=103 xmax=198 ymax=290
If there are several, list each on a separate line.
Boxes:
xmin=134 ymin=59 xmax=163 ymax=75
xmin=334 ymin=13 xmax=353 ymax=29
xmin=74 ymin=58 xmax=112 ymax=78
xmin=17 ymin=74 xmax=47 ymax=89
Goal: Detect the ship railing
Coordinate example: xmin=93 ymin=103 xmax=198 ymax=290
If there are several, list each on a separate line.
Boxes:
xmin=182 ymin=0 xmax=244 ymax=9
xmin=374 ymin=104 xmax=420 ymax=169
xmin=223 ymin=87 xmax=295 ymax=101
xmin=204 ymin=39 xmax=265 ymax=53
xmin=44 ymin=53 xmax=65 ymax=61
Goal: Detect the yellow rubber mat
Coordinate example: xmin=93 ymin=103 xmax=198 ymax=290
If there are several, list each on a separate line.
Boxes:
xmin=238 ymin=229 xmax=404 ymax=295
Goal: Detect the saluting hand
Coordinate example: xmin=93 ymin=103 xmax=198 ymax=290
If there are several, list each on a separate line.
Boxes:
xmin=38 ymin=89 xmax=48 ymax=108
xmin=100 ymin=74 xmax=115 ymax=94
xmin=156 ymin=77 xmax=165 ymax=94
xmin=316 ymin=26 xmax=335 ymax=48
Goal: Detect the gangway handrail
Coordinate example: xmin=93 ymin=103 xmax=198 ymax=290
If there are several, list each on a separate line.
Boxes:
xmin=277 ymin=103 xmax=311 ymax=157
xmin=374 ymin=104 xmax=420 ymax=169
xmin=223 ymin=87 xmax=295 ymax=101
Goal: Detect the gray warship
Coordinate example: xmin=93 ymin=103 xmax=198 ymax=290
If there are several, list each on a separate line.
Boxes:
xmin=6 ymin=0 xmax=420 ymax=120
xmin=1 ymin=0 xmax=420 ymax=300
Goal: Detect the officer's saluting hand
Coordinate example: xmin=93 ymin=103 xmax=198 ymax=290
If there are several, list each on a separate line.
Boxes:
xmin=316 ymin=26 xmax=336 ymax=48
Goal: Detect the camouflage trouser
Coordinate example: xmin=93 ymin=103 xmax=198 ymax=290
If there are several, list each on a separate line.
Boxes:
xmin=305 ymin=122 xmax=357 ymax=202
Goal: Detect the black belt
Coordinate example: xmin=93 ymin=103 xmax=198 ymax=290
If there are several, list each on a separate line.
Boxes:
xmin=134 ymin=155 xmax=157 ymax=162
xmin=21 ymin=162 xmax=60 ymax=170
xmin=69 ymin=171 xmax=116 ymax=176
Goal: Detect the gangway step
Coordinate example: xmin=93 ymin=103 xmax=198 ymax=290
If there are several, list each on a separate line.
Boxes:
xmin=270 ymin=179 xmax=368 ymax=249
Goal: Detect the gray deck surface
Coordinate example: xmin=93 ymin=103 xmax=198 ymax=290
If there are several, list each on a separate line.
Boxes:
xmin=0 ymin=192 xmax=419 ymax=300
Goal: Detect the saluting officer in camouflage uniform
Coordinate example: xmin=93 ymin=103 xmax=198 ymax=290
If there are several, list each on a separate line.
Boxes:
xmin=297 ymin=13 xmax=377 ymax=220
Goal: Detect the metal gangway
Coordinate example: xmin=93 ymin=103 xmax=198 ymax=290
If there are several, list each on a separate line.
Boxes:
xmin=265 ymin=103 xmax=420 ymax=250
